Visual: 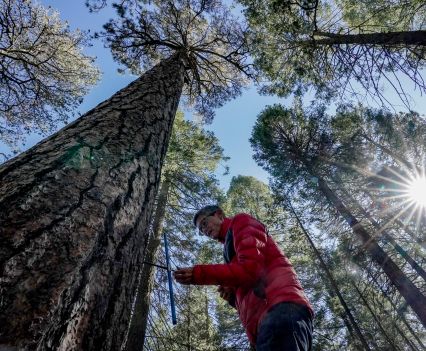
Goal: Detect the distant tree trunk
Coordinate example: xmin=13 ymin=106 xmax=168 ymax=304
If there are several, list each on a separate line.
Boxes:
xmin=339 ymin=315 xmax=358 ymax=349
xmin=285 ymin=198 xmax=371 ymax=351
xmin=0 ymin=54 xmax=185 ymax=350
xmin=351 ymin=282 xmax=400 ymax=351
xmin=363 ymin=266 xmax=426 ymax=350
xmin=187 ymin=288 xmax=192 ymax=351
xmin=394 ymin=218 xmax=426 ymax=250
xmin=204 ymin=288 xmax=211 ymax=342
xmin=313 ymin=174 xmax=426 ymax=328
xmin=354 ymin=283 xmax=419 ymax=351
xmin=124 ymin=179 xmax=170 ymax=351
xmin=312 ymin=30 xmax=426 ymax=46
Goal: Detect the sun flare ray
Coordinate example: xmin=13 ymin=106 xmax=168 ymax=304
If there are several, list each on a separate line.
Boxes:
xmin=368 ymin=167 xmax=426 ymax=235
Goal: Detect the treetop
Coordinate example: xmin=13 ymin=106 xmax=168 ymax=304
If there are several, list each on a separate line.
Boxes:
xmin=101 ymin=0 xmax=255 ymax=121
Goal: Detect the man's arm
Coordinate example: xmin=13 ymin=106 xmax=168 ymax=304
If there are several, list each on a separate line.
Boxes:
xmin=177 ymin=214 xmax=268 ymax=288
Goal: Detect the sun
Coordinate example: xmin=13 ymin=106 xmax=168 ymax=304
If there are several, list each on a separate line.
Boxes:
xmin=365 ymin=165 xmax=426 ymax=234
xmin=407 ymin=176 xmax=426 ymax=208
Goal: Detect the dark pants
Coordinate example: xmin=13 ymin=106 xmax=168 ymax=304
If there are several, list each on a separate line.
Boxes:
xmin=256 ymin=302 xmax=313 ymax=351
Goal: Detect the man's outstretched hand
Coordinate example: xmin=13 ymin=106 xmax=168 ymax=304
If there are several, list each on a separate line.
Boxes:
xmin=173 ymin=267 xmax=194 ymax=285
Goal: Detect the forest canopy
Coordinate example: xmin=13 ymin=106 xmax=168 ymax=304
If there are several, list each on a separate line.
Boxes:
xmin=240 ymin=0 xmax=426 ymax=107
xmin=0 ymin=1 xmax=425 ymax=350
xmin=0 ymin=0 xmax=100 ymax=150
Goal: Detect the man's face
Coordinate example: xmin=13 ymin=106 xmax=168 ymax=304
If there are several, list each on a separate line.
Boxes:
xmin=196 ymin=210 xmax=224 ymax=240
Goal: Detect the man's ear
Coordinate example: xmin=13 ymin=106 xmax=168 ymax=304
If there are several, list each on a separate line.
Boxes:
xmin=216 ymin=209 xmax=225 ymax=220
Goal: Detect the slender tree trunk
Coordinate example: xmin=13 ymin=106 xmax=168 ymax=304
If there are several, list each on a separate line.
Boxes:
xmin=351 ymin=282 xmax=400 ymax=351
xmin=394 ymin=218 xmax=426 ymax=250
xmin=187 ymin=288 xmax=191 ymax=351
xmin=364 ymin=266 xmax=426 ymax=351
xmin=285 ymin=198 xmax=371 ymax=351
xmin=314 ymin=175 xmax=426 ymax=328
xmin=312 ymin=30 xmax=426 ymax=46
xmin=334 ymin=177 xmax=426 ymax=282
xmin=124 ymin=179 xmax=170 ymax=351
xmin=340 ymin=314 xmax=358 ymax=349
xmin=353 ymin=259 xmax=426 ymax=350
xmin=204 ymin=288 xmax=210 ymax=342
xmin=359 ymin=287 xmax=420 ymax=351
xmin=318 ymin=156 xmax=426 ymax=250
xmin=0 ymin=54 xmax=185 ymax=350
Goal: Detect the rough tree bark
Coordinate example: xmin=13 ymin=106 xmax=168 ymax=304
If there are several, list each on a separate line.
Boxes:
xmin=0 ymin=54 xmax=185 ymax=350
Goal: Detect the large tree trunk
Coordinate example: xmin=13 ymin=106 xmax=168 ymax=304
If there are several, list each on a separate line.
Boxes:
xmin=0 ymin=54 xmax=185 ymax=350
xmin=312 ymin=30 xmax=426 ymax=46
xmin=124 ymin=179 xmax=170 ymax=351
xmin=285 ymin=199 xmax=371 ymax=351
xmin=314 ymin=175 xmax=426 ymax=328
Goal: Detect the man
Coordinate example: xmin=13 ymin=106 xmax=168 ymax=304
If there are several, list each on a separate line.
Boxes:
xmin=174 ymin=205 xmax=313 ymax=350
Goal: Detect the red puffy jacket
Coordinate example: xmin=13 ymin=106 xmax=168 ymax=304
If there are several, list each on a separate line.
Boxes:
xmin=192 ymin=213 xmax=313 ymax=344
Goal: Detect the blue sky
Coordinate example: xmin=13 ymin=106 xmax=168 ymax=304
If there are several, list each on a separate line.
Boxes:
xmin=2 ymin=1 xmax=425 ymax=191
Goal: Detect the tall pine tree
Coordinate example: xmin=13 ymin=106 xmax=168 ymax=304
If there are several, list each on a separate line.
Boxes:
xmin=0 ymin=1 xmax=251 ymax=349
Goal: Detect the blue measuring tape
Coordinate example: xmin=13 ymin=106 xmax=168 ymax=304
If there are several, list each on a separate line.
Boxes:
xmin=163 ymin=233 xmax=177 ymax=325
